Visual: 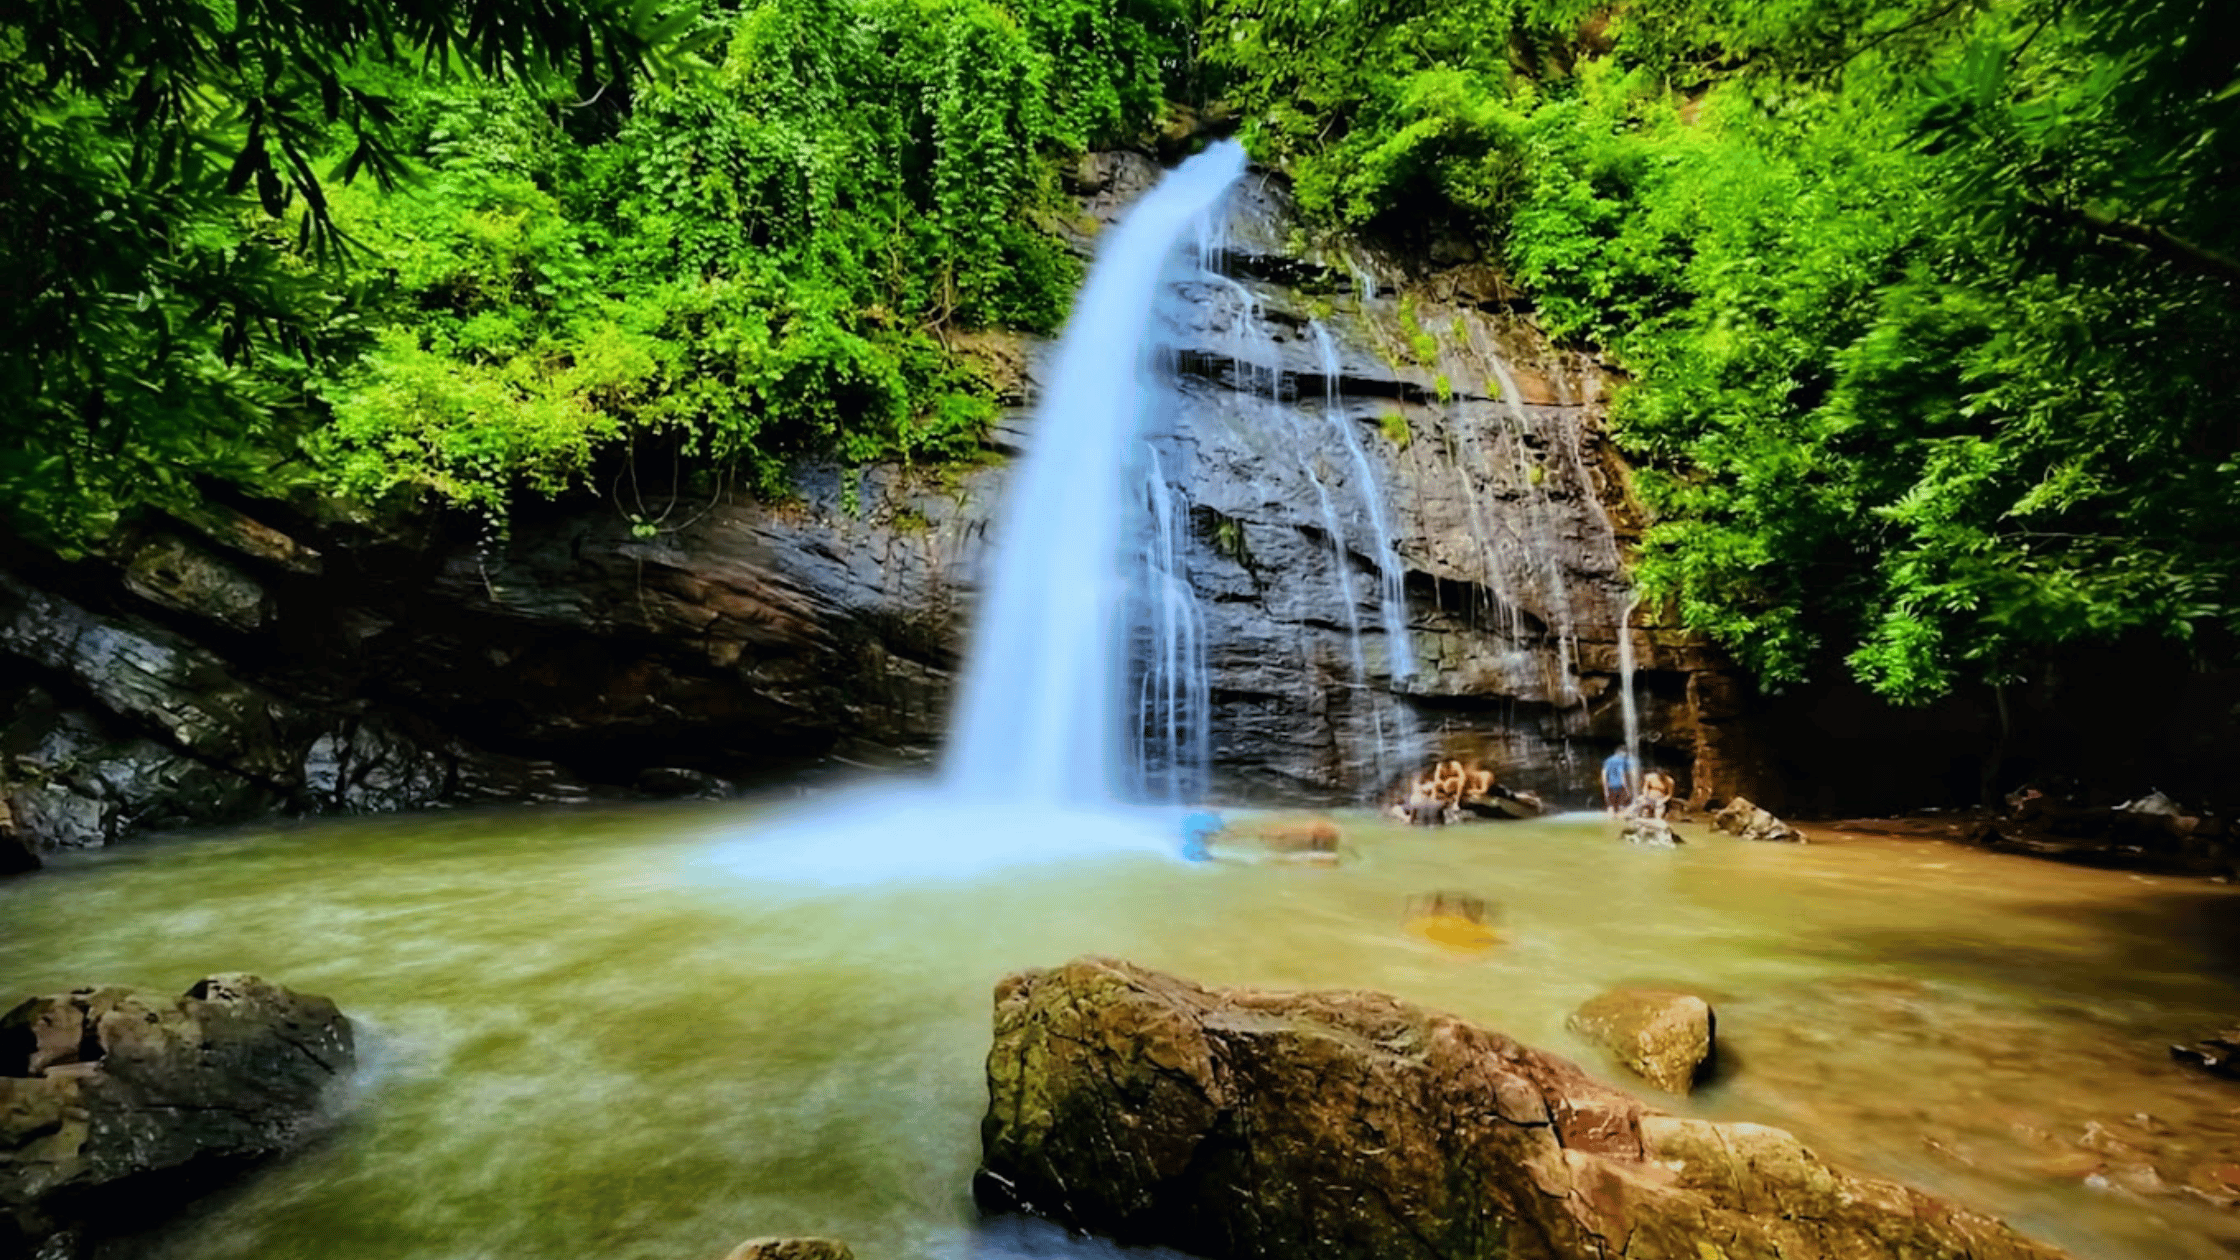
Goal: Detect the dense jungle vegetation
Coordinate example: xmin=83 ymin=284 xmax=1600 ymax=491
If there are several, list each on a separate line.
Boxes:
xmin=3 ymin=0 xmax=2234 ymax=704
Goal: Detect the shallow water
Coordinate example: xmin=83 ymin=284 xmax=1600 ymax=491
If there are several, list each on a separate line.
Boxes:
xmin=4 ymin=798 xmax=2238 ymax=1260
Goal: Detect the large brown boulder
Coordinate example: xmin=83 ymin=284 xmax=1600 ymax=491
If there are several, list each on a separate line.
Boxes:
xmin=978 ymin=957 xmax=2069 ymax=1260
xmin=1712 ymin=797 xmax=1802 ymax=843
xmin=1567 ymin=989 xmax=1714 ymax=1095
xmin=0 ymin=974 xmax=354 ymax=1258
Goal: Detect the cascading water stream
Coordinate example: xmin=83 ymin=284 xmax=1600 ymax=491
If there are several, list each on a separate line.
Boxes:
xmin=1483 ymin=353 xmax=1584 ymax=708
xmin=712 ymin=144 xmax=1247 ymax=886
xmin=1132 ymin=446 xmax=1213 ymax=802
xmin=1617 ymin=589 xmax=1644 ymax=783
xmin=945 ymin=141 xmax=1248 ymax=805
xmin=1308 ymin=320 xmax=1416 ymax=684
xmin=1551 ymin=364 xmax=1643 ymax=778
xmin=1292 ymin=440 xmax=1388 ymax=772
xmin=1213 ymin=272 xmax=1411 ymax=791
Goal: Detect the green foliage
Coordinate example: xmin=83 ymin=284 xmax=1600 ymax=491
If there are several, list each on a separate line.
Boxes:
xmin=1210 ymin=0 xmax=2240 ymax=702
xmin=0 ymin=0 xmax=683 ymax=553
xmin=1395 ymin=295 xmax=1441 ymax=363
xmin=5 ymin=0 xmax=1185 ymax=543
xmin=1379 ymin=412 xmax=1413 ymax=450
xmin=314 ymin=0 xmax=1182 ymax=520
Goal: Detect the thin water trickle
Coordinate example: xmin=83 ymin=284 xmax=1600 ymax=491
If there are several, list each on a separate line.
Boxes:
xmin=1308 ymin=319 xmax=1416 ymax=685
xmin=1618 ymin=590 xmax=1643 ymax=779
xmin=1207 ymin=273 xmax=1268 ymax=395
xmin=1209 ymin=272 xmax=1409 ymax=790
xmin=1132 ymin=446 xmax=1212 ymax=802
xmin=1291 ymin=436 xmax=1388 ymax=777
xmin=1483 ymin=351 xmax=1584 ymax=707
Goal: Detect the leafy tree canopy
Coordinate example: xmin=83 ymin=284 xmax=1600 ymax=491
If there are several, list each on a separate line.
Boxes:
xmin=2 ymin=0 xmax=1184 ymax=547
xmin=1208 ymin=0 xmax=2240 ymax=702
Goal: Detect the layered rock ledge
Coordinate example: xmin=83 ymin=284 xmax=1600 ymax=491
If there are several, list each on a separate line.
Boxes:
xmin=977 ymin=956 xmax=2068 ymax=1260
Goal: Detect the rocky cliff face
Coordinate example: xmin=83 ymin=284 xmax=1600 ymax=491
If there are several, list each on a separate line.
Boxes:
xmin=1116 ymin=155 xmax=1734 ymax=800
xmin=0 ymin=152 xmax=1760 ymax=861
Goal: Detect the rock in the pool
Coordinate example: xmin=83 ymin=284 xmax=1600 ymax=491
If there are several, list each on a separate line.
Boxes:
xmin=1620 ymin=816 xmax=1680 ymax=847
xmin=0 ymin=974 xmax=354 ymax=1258
xmin=720 ymin=1239 xmax=854 ymax=1260
xmin=2172 ymin=1027 xmax=2240 ymax=1079
xmin=1712 ymin=796 xmax=1803 ymax=843
xmin=978 ymin=956 xmax=2069 ymax=1260
xmin=1567 ymin=988 xmax=1715 ymax=1095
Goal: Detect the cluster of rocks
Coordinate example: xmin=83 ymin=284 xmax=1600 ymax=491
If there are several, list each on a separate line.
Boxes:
xmin=1619 ymin=815 xmax=1681 ymax=847
xmin=0 ymin=533 xmax=600 ymax=875
xmin=14 ymin=951 xmax=2217 ymax=1259
xmin=977 ymin=957 xmax=2072 ymax=1260
xmin=0 ymin=974 xmax=352 ymax=1259
xmin=1968 ymin=788 xmax=2235 ymax=876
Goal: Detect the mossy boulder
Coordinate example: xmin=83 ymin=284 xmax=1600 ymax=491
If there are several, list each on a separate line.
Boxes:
xmin=1567 ymin=988 xmax=1714 ymax=1095
xmin=0 ymin=974 xmax=353 ymax=1258
xmin=978 ymin=957 xmax=2068 ymax=1260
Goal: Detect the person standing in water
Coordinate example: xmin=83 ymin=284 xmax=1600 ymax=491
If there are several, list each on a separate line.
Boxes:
xmin=1601 ymin=747 xmax=1639 ymax=816
xmin=1639 ymin=768 xmax=1675 ymax=819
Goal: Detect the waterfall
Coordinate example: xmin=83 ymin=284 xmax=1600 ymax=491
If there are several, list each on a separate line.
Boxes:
xmin=1552 ymin=368 xmax=1643 ymax=777
xmin=1617 ymin=589 xmax=1643 ymax=786
xmin=945 ymin=141 xmax=1248 ymax=805
xmin=1215 ymin=280 xmax=1418 ymax=791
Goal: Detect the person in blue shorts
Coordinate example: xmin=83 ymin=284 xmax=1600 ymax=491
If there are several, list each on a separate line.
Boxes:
xmin=1601 ymin=747 xmax=1638 ymax=816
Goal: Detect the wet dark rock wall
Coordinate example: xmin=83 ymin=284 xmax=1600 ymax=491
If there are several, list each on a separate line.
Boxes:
xmin=0 ymin=153 xmax=1766 ymax=860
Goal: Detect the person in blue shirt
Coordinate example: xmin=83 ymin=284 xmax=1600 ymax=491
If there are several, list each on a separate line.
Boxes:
xmin=1180 ymin=811 xmax=1223 ymax=862
xmin=1601 ymin=747 xmax=1639 ymax=816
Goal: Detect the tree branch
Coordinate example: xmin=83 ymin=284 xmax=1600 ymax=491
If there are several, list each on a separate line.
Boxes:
xmin=2046 ymin=203 xmax=2240 ymax=287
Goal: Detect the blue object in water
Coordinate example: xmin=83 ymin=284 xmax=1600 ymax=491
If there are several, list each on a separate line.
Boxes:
xmin=1180 ymin=810 xmax=1223 ymax=862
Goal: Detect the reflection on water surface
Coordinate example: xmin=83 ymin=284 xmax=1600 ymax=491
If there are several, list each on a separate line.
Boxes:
xmin=2 ymin=799 xmax=2236 ymax=1260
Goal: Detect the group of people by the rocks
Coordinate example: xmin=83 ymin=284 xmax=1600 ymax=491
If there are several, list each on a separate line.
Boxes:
xmin=1600 ymin=748 xmax=1676 ymax=820
xmin=1382 ymin=746 xmax=1675 ymax=827
xmin=1387 ymin=759 xmax=1548 ymax=826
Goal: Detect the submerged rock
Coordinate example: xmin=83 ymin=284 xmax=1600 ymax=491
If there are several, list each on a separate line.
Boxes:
xmin=719 ymin=1239 xmax=854 ymax=1260
xmin=978 ymin=956 xmax=2068 ymax=1260
xmin=2172 ymin=1028 xmax=2240 ymax=1079
xmin=1403 ymin=891 xmax=1500 ymax=954
xmin=0 ymin=799 xmax=38 ymax=876
xmin=1619 ymin=816 xmax=1680 ymax=847
xmin=0 ymin=974 xmax=354 ymax=1257
xmin=1567 ymin=989 xmax=1715 ymax=1095
xmin=1712 ymin=796 xmax=1802 ymax=843
xmin=1237 ymin=815 xmax=1341 ymax=852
